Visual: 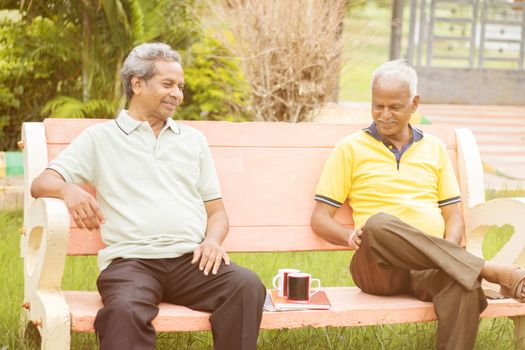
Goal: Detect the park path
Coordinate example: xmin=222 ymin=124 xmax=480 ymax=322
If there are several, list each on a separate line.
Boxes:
xmin=317 ymin=102 xmax=525 ymax=191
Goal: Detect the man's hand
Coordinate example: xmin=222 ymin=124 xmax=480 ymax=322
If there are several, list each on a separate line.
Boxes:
xmin=191 ymin=239 xmax=230 ymax=276
xmin=63 ymin=184 xmax=105 ymax=231
xmin=31 ymin=169 xmax=104 ymax=231
xmin=347 ymin=228 xmax=363 ymax=250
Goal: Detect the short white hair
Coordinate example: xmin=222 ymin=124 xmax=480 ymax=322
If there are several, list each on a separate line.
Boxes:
xmin=371 ymin=59 xmax=418 ymax=100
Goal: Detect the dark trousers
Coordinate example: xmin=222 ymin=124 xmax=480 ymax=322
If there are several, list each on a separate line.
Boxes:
xmin=94 ymin=253 xmax=266 ymax=350
xmin=350 ymin=213 xmax=488 ymax=350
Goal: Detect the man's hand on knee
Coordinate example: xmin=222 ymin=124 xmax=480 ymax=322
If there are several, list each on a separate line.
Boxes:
xmin=348 ymin=228 xmax=363 ymax=250
xmin=191 ymin=239 xmax=230 ymax=276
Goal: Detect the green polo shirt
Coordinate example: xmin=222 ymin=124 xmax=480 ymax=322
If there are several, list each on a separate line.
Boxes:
xmin=314 ymin=124 xmax=461 ymax=238
xmin=48 ymin=110 xmax=222 ymax=270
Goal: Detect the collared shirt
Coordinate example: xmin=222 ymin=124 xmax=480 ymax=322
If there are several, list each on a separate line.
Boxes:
xmin=364 ymin=122 xmax=424 ymax=168
xmin=48 ymin=110 xmax=222 ymax=270
xmin=314 ymin=123 xmax=461 ymax=238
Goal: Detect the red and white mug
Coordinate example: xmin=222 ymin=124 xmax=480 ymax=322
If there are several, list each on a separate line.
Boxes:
xmin=272 ymin=268 xmax=300 ymax=297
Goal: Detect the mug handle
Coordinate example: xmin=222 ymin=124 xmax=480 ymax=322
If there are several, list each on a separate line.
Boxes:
xmin=272 ymin=274 xmax=280 ymax=289
xmin=310 ymin=278 xmax=321 ymax=296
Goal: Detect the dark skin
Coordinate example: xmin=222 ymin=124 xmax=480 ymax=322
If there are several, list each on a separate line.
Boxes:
xmin=310 ymin=75 xmax=525 ymax=298
xmin=311 ymin=77 xmax=464 ymax=248
xmin=31 ymin=59 xmax=230 ymax=276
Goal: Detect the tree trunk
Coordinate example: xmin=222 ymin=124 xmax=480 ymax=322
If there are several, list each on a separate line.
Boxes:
xmin=82 ymin=7 xmax=91 ymax=102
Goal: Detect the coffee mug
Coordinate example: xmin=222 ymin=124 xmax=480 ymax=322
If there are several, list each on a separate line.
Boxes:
xmin=272 ymin=268 xmax=301 ymax=297
xmin=287 ymin=272 xmax=321 ymax=302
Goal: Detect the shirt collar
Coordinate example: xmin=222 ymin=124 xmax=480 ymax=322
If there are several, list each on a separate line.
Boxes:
xmin=165 ymin=117 xmax=181 ymax=134
xmin=115 ymin=110 xmax=181 ymax=135
xmin=363 ymin=122 xmax=424 ymax=143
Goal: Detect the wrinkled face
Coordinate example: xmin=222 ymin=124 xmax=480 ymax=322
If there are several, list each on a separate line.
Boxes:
xmin=371 ymin=77 xmax=418 ymax=140
xmin=131 ymin=60 xmax=185 ymax=121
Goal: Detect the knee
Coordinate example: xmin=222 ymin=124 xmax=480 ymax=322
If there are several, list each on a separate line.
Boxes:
xmin=99 ymin=298 xmax=157 ymax=322
xmin=362 ymin=212 xmax=397 ymax=241
xmin=228 ymin=267 xmax=266 ymax=303
xmin=104 ymin=299 xmax=134 ymax=316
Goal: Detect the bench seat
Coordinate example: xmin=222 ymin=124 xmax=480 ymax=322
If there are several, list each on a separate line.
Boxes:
xmin=65 ymin=288 xmax=525 ymax=332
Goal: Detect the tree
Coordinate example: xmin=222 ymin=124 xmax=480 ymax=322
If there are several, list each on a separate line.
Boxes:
xmin=0 ymin=0 xmax=248 ymax=149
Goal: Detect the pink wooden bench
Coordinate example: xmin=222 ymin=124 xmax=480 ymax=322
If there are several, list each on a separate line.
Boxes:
xmin=20 ymin=119 xmax=525 ymax=349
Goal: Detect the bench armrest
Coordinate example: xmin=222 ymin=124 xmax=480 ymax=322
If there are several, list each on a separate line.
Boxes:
xmin=22 ymin=197 xmax=72 ymax=346
xmin=24 ymin=197 xmax=70 ymax=299
xmin=466 ymin=197 xmax=525 ymax=265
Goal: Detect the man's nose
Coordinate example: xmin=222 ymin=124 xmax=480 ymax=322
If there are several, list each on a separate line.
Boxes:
xmin=381 ymin=108 xmax=392 ymax=119
xmin=169 ymin=87 xmax=183 ymax=100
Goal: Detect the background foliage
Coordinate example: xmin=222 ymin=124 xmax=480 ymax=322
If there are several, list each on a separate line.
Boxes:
xmin=0 ymin=0 xmax=249 ymax=150
xmin=201 ymin=0 xmax=348 ymax=122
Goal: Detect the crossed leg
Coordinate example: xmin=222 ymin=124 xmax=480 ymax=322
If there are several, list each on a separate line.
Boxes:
xmin=350 ymin=212 xmax=525 ymax=350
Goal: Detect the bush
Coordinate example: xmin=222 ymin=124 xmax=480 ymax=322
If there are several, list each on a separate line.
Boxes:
xmin=200 ymin=0 xmax=349 ymax=122
xmin=177 ymin=36 xmax=250 ymax=122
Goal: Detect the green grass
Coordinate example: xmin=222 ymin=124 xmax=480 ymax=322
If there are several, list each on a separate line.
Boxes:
xmin=0 ymin=208 xmax=521 ymax=349
xmin=339 ymin=3 xmax=392 ymax=102
xmin=486 ymin=188 xmax=525 ymax=201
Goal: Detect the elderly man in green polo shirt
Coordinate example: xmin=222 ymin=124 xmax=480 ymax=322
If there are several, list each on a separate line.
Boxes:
xmin=310 ymin=60 xmax=525 ymax=350
xmin=31 ymin=42 xmax=266 ymax=350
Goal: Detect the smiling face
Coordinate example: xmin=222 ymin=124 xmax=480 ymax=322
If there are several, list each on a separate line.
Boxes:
xmin=371 ymin=76 xmax=419 ymax=143
xmin=130 ymin=59 xmax=185 ymax=124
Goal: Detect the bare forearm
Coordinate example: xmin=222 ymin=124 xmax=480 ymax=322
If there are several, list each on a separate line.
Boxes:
xmin=194 ymin=200 xmax=230 ymax=275
xmin=205 ymin=209 xmax=229 ymax=244
xmin=444 ymin=217 xmax=464 ymax=246
xmin=31 ymin=170 xmax=69 ymax=199
xmin=31 ymin=169 xmax=104 ymax=230
xmin=311 ymin=210 xmax=352 ymax=247
xmin=441 ymin=204 xmax=465 ymax=247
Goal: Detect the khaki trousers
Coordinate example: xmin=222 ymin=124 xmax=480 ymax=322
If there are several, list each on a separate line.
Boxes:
xmin=350 ymin=213 xmax=488 ymax=350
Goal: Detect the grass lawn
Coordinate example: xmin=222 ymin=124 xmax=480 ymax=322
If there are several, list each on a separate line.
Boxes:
xmin=339 ymin=2 xmax=393 ymax=102
xmin=0 ymin=204 xmax=521 ymax=349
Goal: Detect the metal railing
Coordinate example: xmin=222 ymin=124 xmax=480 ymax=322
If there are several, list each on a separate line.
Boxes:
xmin=407 ymin=0 xmax=525 ymax=69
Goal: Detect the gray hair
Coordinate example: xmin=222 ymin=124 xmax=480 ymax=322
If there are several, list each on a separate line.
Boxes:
xmin=120 ymin=42 xmax=182 ymax=101
xmin=371 ymin=59 xmax=418 ymax=100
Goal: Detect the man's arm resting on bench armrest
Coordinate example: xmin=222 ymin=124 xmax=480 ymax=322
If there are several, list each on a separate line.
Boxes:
xmin=31 ymin=169 xmax=104 ymax=231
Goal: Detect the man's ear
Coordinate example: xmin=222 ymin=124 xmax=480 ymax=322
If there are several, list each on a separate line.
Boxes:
xmin=131 ymin=76 xmax=143 ymax=96
xmin=411 ymin=95 xmax=420 ymax=113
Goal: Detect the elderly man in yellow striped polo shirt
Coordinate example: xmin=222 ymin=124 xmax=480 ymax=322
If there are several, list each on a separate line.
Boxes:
xmin=311 ymin=59 xmax=525 ymax=350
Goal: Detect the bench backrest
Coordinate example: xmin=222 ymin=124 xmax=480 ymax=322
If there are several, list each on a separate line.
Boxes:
xmin=23 ymin=119 xmax=484 ymax=255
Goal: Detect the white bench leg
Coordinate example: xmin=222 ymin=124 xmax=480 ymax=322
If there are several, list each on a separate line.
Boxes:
xmin=32 ymin=291 xmax=71 ymax=350
xmin=19 ymin=307 xmax=40 ymax=345
xmin=512 ymin=316 xmax=525 ymax=349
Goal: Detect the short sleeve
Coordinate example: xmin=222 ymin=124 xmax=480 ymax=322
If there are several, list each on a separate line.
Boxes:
xmin=314 ymin=141 xmax=352 ymax=208
xmin=47 ymin=129 xmax=95 ymax=185
xmin=437 ymin=141 xmax=461 ymax=207
xmin=197 ymin=135 xmax=222 ymax=202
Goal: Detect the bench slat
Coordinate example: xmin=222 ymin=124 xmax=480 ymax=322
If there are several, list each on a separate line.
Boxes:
xmin=44 ymin=122 xmax=458 ymax=256
xmin=64 ymin=288 xmax=525 ymax=332
xmin=67 ymin=225 xmax=351 ymax=255
xmin=44 ymin=120 xmax=457 ymax=148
